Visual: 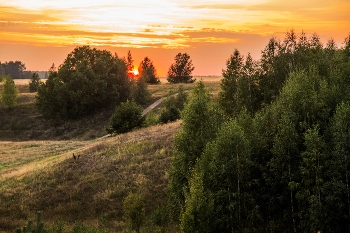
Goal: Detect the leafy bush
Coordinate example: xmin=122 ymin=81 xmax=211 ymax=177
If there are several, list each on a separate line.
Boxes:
xmin=144 ymin=111 xmax=159 ymax=127
xmin=164 ymin=85 xmax=188 ymax=111
xmin=108 ymin=100 xmax=144 ymax=134
xmin=123 ymin=192 xmax=145 ymax=233
xmin=159 ymin=106 xmax=180 ymax=124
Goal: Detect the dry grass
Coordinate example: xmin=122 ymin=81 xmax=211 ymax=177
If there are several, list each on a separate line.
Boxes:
xmin=0 ymin=121 xmax=181 ymax=232
xmin=0 ymin=77 xmax=222 ymax=232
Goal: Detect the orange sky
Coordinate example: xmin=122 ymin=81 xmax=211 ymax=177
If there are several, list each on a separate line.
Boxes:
xmin=0 ymin=0 xmax=349 ymax=76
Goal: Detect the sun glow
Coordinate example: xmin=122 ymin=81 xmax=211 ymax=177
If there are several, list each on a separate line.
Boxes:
xmin=127 ymin=68 xmax=139 ymax=78
xmin=132 ymin=69 xmax=139 ymax=76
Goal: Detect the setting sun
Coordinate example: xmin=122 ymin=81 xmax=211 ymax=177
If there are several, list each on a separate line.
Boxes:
xmin=132 ymin=69 xmax=139 ymax=76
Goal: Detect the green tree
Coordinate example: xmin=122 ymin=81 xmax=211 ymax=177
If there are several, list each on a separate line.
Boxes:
xmin=297 ymin=126 xmax=327 ymax=232
xmin=1 ymin=60 xmax=29 ymax=79
xmin=1 ymin=76 xmax=19 ymax=108
xmin=218 ymin=50 xmax=261 ymax=116
xmin=108 ymin=100 xmax=144 ymax=134
xmin=159 ymin=106 xmax=180 ymax=124
xmin=163 ymin=85 xmax=188 ymax=111
xmin=168 ymin=81 xmax=223 ymax=219
xmin=130 ymin=75 xmax=151 ymax=105
xmin=123 ymin=192 xmax=145 ymax=233
xmin=180 ymin=172 xmax=214 ymax=233
xmin=29 ymin=72 xmax=41 ymax=92
xmin=159 ymin=85 xmax=189 ymax=124
xmin=182 ymin=118 xmax=255 ymax=232
xmin=329 ymin=102 xmax=350 ymax=231
xmin=138 ymin=56 xmax=160 ymax=84
xmin=167 ymin=53 xmax=195 ymax=83
xmin=36 ymin=46 xmax=131 ymax=119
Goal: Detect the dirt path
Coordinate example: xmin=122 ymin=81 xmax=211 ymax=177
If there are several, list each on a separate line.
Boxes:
xmin=0 ymin=97 xmax=175 ymax=181
xmin=0 ymin=121 xmax=181 ymax=181
xmin=142 ymin=98 xmax=164 ymax=116
xmin=100 ymin=97 xmax=165 ymax=139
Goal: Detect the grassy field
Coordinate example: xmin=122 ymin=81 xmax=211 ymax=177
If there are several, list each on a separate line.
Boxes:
xmin=0 ymin=77 xmax=222 ymax=232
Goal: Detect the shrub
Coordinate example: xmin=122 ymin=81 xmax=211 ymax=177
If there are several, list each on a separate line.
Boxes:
xmin=144 ymin=111 xmax=159 ymax=127
xmin=108 ymin=100 xmax=144 ymax=134
xmin=159 ymin=106 xmax=180 ymax=124
xmin=1 ymin=75 xmax=19 ymax=108
xmin=123 ymin=192 xmax=145 ymax=233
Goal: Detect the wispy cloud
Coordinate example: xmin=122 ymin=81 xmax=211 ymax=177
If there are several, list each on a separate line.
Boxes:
xmin=0 ymin=0 xmax=349 ymax=74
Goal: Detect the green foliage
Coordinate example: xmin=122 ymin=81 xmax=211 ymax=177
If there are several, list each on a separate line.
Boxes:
xmin=129 ymin=76 xmax=151 ymax=105
xmin=138 ymin=56 xmax=160 ymax=84
xmin=164 ymin=85 xmax=188 ymax=111
xmin=15 ymin=211 xmax=45 ymax=233
xmin=181 ymin=118 xmax=255 ymax=232
xmin=36 ymin=46 xmax=131 ymax=120
xmin=168 ymin=81 xmax=224 ymax=219
xmin=171 ymin=32 xmax=350 ymax=232
xmin=29 ymin=72 xmax=41 ymax=92
xmin=14 ymin=212 xmax=109 ymax=233
xmin=123 ymin=192 xmax=145 ymax=233
xmin=108 ymin=100 xmax=144 ymax=134
xmin=159 ymin=85 xmax=189 ymax=124
xmin=159 ymin=106 xmax=180 ymax=124
xmin=151 ymin=205 xmax=170 ymax=233
xmin=1 ymin=75 xmax=19 ymax=108
xmin=180 ymin=173 xmax=214 ymax=233
xmin=144 ymin=110 xmax=159 ymax=127
xmin=167 ymin=53 xmax=195 ymax=84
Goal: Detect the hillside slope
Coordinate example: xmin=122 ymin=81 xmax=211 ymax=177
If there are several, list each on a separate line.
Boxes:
xmin=0 ymin=121 xmax=180 ymax=232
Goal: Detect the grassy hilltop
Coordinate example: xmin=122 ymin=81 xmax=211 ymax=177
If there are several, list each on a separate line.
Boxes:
xmin=0 ymin=77 xmax=221 ymax=232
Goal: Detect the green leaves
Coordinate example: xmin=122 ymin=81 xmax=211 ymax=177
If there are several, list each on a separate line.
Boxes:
xmin=108 ymin=100 xmax=144 ymax=134
xmin=123 ymin=192 xmax=145 ymax=233
xmin=0 ymin=75 xmax=19 ymax=109
xmin=35 ymin=46 xmax=129 ymax=120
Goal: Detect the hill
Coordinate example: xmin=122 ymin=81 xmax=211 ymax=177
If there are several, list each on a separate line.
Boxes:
xmin=0 ymin=121 xmax=181 ymax=232
xmin=0 ymin=77 xmax=222 ymax=232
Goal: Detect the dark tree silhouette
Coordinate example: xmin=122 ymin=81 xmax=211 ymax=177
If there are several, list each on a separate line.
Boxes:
xmin=167 ymin=53 xmax=195 ymax=83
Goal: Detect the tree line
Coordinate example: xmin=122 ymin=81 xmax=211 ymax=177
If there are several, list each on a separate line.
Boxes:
xmin=169 ymin=30 xmax=350 ymax=232
xmin=0 ymin=61 xmax=32 ymax=79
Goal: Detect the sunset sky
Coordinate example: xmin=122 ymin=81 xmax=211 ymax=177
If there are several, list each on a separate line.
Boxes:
xmin=1 ymin=0 xmax=349 ymax=76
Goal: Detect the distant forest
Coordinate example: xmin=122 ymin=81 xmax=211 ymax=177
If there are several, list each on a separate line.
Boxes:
xmin=0 ymin=61 xmax=47 ymax=79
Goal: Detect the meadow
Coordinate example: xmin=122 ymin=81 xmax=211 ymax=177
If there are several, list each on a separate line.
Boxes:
xmin=0 ymin=76 xmax=222 ymax=232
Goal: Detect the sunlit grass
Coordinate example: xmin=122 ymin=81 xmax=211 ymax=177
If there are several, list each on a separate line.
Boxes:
xmin=0 ymin=121 xmax=181 ymax=232
xmin=0 ymin=76 xmax=222 ymax=231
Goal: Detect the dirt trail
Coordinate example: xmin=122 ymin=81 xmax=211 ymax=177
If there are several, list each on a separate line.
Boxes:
xmin=0 ymin=139 xmax=105 ymax=180
xmin=0 ymin=121 xmax=181 ymax=181
xmin=142 ymin=98 xmax=164 ymax=116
